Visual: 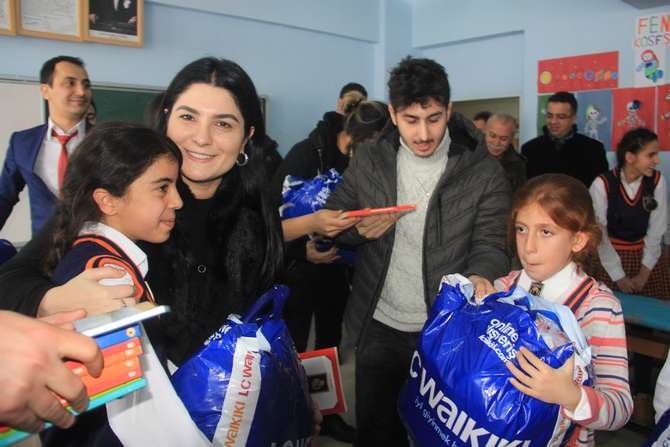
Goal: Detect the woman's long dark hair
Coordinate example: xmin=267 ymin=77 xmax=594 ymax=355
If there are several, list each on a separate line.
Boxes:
xmin=156 ymin=57 xmax=283 ymax=308
xmin=45 ymin=122 xmax=182 ymax=273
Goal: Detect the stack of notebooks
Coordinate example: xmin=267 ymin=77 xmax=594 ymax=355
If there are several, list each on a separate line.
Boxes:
xmin=0 ymin=302 xmax=169 ymax=447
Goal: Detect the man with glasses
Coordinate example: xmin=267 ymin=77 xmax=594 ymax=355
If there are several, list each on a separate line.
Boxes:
xmin=522 ymin=91 xmax=608 ymax=187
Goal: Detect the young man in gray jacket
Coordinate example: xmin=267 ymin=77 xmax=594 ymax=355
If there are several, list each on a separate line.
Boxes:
xmin=325 ymin=56 xmax=511 ymax=446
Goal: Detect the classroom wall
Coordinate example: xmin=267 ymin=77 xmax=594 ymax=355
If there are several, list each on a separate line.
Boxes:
xmin=412 ymin=0 xmax=670 ymax=175
xmin=0 ymin=1 xmax=381 ymax=156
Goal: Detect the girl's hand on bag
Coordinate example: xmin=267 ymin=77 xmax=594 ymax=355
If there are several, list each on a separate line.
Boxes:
xmin=355 ymin=214 xmax=397 ymax=240
xmin=468 ymin=275 xmax=494 ymax=301
xmin=37 ymin=267 xmax=136 ymax=317
xmin=506 ymin=347 xmax=581 ymax=412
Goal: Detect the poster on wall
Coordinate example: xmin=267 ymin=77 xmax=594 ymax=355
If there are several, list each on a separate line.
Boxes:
xmin=576 ymin=90 xmax=613 ymax=151
xmin=537 ymin=51 xmax=619 ymax=94
xmin=657 ymin=84 xmax=670 ymax=150
xmin=84 ymin=0 xmax=143 ymax=47
xmin=611 ymin=87 xmax=656 ymax=149
xmin=633 ymin=13 xmax=670 ymax=87
xmin=17 ymin=0 xmax=82 ymax=41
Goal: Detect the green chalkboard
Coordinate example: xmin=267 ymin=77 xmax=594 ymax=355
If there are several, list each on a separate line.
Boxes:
xmin=92 ymin=87 xmax=163 ymax=125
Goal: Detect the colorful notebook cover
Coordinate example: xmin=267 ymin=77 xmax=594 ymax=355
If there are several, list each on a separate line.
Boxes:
xmin=67 ymin=337 xmax=142 ymax=377
xmin=94 ymin=324 xmax=142 ymax=350
xmin=0 ymin=378 xmax=147 ymax=447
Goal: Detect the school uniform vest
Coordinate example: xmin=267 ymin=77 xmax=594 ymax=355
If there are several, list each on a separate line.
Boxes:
xmin=600 ymin=169 xmax=660 ymax=246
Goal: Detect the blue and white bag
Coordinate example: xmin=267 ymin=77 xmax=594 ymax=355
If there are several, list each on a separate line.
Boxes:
xmin=171 ymin=285 xmax=314 ymax=446
xmin=279 ymin=168 xmax=342 ymax=219
xmin=399 ymin=274 xmax=592 ymax=447
xmin=279 ymin=168 xmax=355 ymax=264
xmin=645 ymin=408 xmax=670 ymax=447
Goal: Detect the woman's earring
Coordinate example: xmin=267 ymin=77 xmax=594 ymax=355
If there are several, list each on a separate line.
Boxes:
xmin=236 ymin=151 xmax=249 ymax=167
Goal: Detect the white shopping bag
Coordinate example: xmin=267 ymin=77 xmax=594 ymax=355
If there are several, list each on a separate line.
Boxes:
xmin=106 ymin=327 xmax=210 ymax=446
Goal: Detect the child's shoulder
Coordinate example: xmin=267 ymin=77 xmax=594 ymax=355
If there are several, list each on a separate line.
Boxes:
xmin=581 ymin=277 xmax=623 ymax=313
xmin=53 ymin=239 xmax=129 ymax=284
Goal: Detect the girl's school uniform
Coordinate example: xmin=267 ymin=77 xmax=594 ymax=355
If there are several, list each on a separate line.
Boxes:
xmin=43 ymin=222 xmax=151 ymax=447
xmin=589 ymin=168 xmax=670 ymax=299
xmin=495 ymin=263 xmax=633 ymax=447
xmin=52 ymin=222 xmax=153 ymax=301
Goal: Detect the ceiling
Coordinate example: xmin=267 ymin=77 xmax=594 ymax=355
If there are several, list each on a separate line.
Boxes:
xmin=622 ymin=0 xmax=670 ymax=8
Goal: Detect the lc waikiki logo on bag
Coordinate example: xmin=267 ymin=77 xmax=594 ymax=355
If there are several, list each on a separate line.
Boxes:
xmin=171 ymin=285 xmax=314 ymax=447
xmin=398 ymin=274 xmax=592 ymax=447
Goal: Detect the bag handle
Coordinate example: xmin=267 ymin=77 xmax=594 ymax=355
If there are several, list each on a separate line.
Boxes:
xmin=241 ymin=284 xmax=289 ymax=323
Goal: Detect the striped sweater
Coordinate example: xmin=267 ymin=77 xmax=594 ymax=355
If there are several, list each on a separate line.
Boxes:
xmin=496 ymin=269 xmax=633 ymax=447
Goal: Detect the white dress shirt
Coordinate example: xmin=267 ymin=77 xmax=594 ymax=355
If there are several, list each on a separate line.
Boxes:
xmin=35 ymin=118 xmax=86 ymax=196
xmin=516 ymin=262 xmax=592 ymax=421
xmin=589 ymin=172 xmax=667 ymax=282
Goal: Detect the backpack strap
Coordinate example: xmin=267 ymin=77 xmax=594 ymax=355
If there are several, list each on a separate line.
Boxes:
xmin=73 ymin=235 xmax=154 ymax=303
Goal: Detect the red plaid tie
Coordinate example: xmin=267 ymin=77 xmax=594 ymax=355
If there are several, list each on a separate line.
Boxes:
xmin=51 ymin=129 xmax=78 ymax=189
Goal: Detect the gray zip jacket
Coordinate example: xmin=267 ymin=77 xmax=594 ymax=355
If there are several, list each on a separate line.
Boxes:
xmin=325 ymin=112 xmax=511 ymax=344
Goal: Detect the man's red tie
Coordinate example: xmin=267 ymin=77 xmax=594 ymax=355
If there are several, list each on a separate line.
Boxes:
xmin=51 ymin=129 xmax=78 ymax=189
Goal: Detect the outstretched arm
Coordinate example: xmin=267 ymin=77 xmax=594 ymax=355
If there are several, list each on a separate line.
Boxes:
xmin=0 ymin=220 xmax=135 ymax=317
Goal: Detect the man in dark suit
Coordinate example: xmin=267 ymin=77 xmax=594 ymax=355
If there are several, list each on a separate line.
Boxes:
xmin=521 ymin=91 xmax=609 ymax=187
xmin=0 ymin=56 xmax=92 ymax=235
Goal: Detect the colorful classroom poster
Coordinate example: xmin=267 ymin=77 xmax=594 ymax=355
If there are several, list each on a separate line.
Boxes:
xmin=612 ymin=87 xmax=656 ymax=149
xmin=657 ymin=84 xmax=670 ymax=150
xmin=634 ymin=46 xmax=666 ymax=87
xmin=576 ymin=90 xmax=613 ymax=150
xmin=633 ymin=13 xmax=670 ymax=87
xmin=537 ymin=52 xmax=619 ymax=94
xmin=536 ymin=94 xmax=551 ymax=136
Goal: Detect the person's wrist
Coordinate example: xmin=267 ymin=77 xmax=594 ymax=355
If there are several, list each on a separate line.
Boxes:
xmin=37 ymin=289 xmax=57 ymax=318
xmin=560 ymin=384 xmax=582 ymax=412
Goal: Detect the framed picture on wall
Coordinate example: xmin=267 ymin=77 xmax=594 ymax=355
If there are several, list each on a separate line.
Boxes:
xmin=0 ymin=0 xmax=17 ymax=35
xmin=84 ymin=0 xmax=143 ymax=47
xmin=17 ymin=0 xmax=82 ymax=41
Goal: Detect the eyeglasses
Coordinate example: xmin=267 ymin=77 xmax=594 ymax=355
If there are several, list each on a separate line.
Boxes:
xmin=545 ymin=112 xmax=574 ymax=120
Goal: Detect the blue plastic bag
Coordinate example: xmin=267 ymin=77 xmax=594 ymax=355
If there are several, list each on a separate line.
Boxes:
xmin=171 ymin=285 xmax=314 ymax=446
xmin=645 ymin=408 xmax=670 ymax=447
xmin=279 ymin=169 xmax=356 ymax=264
xmin=279 ymin=168 xmax=342 ymax=219
xmin=399 ymin=274 xmax=591 ymax=447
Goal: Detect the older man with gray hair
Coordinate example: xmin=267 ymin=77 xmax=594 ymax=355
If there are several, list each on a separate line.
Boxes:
xmin=485 ymin=113 xmax=526 ymax=192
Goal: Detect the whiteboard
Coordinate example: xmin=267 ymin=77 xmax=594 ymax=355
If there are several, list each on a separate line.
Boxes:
xmin=0 ymin=80 xmax=44 ymax=245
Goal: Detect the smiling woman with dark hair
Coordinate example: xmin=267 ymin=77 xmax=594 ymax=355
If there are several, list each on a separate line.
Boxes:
xmin=0 ymin=57 xmax=284 ymax=365
xmin=0 ymin=57 xmax=288 ymax=446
